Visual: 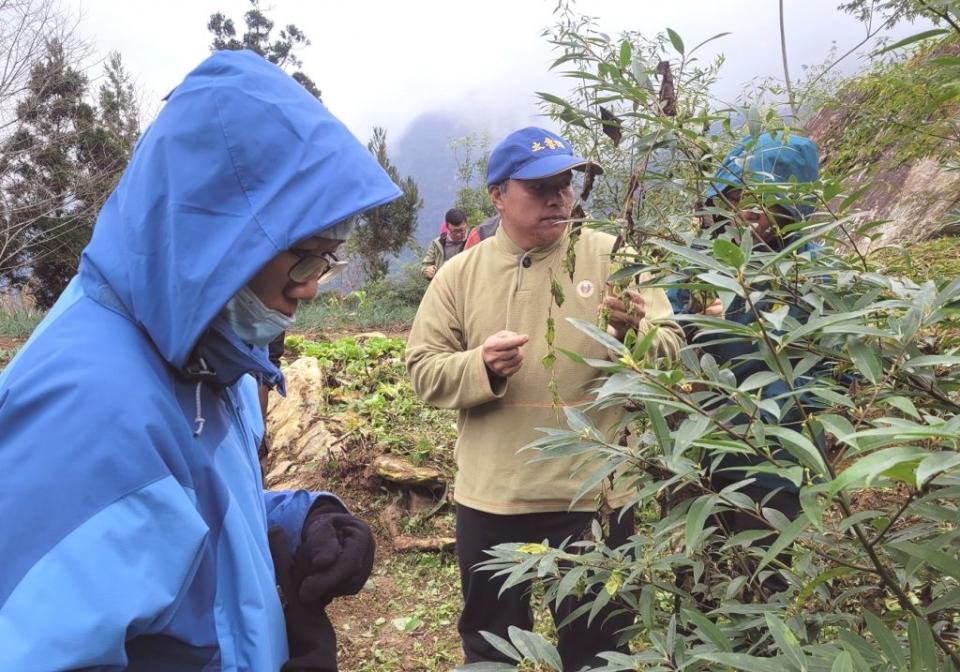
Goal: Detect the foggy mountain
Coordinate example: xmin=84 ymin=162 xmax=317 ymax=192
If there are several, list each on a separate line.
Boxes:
xmin=391 ymin=112 xmax=475 ymax=253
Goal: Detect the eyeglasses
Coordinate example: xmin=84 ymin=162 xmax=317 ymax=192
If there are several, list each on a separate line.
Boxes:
xmin=287 ymin=249 xmax=348 ymax=284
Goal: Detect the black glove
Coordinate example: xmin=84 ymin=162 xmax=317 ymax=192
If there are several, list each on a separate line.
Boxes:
xmin=296 ymin=498 xmax=376 ymax=609
xmin=268 ymin=526 xmax=339 ymax=672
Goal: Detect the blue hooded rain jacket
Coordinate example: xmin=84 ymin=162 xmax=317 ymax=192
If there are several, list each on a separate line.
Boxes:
xmin=0 ymin=50 xmax=400 ymax=670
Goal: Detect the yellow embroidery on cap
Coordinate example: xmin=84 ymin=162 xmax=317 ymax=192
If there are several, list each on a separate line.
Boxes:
xmin=531 ymin=141 xmax=544 ymax=152
xmin=544 ymin=137 xmax=557 ymax=149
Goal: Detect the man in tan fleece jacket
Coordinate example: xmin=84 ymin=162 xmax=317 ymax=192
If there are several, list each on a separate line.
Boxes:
xmin=406 ymin=127 xmax=681 ymax=669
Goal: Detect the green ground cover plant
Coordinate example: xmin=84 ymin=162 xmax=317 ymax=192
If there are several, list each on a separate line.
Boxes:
xmin=285 ymin=333 xmax=457 ymax=472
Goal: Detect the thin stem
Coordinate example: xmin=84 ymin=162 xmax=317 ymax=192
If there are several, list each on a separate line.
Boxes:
xmin=779 ymin=0 xmax=798 ymax=119
xmin=918 ymin=0 xmax=960 ymax=35
xmin=866 ymin=490 xmax=918 ymax=549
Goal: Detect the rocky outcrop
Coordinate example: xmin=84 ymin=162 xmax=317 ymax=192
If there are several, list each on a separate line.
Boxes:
xmin=263 ymin=356 xmax=345 ymax=488
xmin=808 ymin=101 xmax=960 ymax=249
xmin=804 ymin=42 xmax=960 ymax=250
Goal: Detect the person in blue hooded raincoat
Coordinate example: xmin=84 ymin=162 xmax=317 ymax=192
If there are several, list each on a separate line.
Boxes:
xmin=668 ymin=131 xmax=821 ymax=593
xmin=0 ymin=50 xmax=400 ymax=670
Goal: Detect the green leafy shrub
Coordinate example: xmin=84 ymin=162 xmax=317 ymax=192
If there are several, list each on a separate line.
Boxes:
xmin=815 ymin=37 xmax=960 ymax=178
xmin=462 ymin=12 xmax=960 ymax=671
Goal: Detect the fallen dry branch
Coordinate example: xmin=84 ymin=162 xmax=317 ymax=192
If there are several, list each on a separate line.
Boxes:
xmin=380 ymin=502 xmax=455 ymax=553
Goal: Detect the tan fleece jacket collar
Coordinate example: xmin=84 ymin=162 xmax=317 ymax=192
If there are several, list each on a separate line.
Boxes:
xmin=493 ymin=220 xmax=571 ymax=261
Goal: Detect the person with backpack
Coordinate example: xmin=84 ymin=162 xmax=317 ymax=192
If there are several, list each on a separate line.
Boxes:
xmin=422 ymin=207 xmax=469 ymax=280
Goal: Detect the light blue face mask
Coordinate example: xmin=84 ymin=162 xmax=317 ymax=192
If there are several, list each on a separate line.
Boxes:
xmin=221 ymin=285 xmax=295 ymax=348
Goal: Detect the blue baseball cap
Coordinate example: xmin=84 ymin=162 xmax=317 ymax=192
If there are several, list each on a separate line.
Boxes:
xmin=486 ymin=126 xmax=601 ymax=187
xmin=707 ymin=131 xmax=820 ymax=220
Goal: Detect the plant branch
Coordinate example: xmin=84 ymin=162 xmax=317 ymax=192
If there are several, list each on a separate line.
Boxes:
xmin=779 ymin=0 xmax=798 ymax=119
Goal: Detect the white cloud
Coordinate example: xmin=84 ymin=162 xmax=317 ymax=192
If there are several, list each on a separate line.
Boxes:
xmin=69 ymin=0 xmax=928 ymax=139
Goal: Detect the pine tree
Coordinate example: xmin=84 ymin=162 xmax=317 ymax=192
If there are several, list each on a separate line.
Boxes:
xmin=0 ymin=43 xmax=139 ymax=307
xmin=347 ymin=127 xmax=423 ymax=281
xmin=207 ymin=0 xmax=321 ymax=99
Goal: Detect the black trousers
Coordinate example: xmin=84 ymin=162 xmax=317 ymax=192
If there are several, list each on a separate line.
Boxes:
xmin=455 ymin=504 xmax=635 ymax=671
xmin=711 ymin=476 xmax=801 ymax=595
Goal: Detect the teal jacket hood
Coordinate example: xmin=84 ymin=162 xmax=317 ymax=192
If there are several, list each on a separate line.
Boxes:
xmin=80 ymin=49 xmax=401 ymax=369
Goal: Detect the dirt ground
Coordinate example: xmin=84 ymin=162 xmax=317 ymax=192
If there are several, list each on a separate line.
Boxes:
xmin=261 ymin=405 xmax=463 ymax=672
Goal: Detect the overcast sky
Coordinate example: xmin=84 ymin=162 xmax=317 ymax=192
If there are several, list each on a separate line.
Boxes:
xmin=68 ymin=0 xmax=925 ymax=141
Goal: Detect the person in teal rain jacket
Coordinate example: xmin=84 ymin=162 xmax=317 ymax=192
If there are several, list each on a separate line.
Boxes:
xmin=668 ymin=132 xmax=822 ymax=594
xmin=0 ymin=50 xmax=400 ymax=670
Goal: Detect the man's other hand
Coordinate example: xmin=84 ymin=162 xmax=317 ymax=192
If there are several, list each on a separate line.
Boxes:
xmin=482 ymin=330 xmax=529 ymax=379
xmin=602 ymin=289 xmax=647 ymax=341
xmin=703 ymin=298 xmax=724 ymax=317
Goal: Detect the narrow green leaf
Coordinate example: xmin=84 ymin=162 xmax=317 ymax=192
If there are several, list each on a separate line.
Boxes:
xmin=567 ymin=317 xmax=626 ymax=356
xmin=688 ymin=31 xmax=732 ymax=55
xmin=847 ymin=336 xmax=882 ymax=384
xmin=817 ymin=414 xmax=858 ymax=449
xmin=456 ymin=662 xmax=517 ymax=671
xmin=864 ymin=611 xmax=907 ymax=669
xmin=872 ymin=28 xmax=949 ymax=56
xmin=829 ymin=447 xmax=926 ymax=496
xmin=765 ymin=613 xmax=807 ymax=670
xmin=640 ymin=584 xmax=655 ymax=630
xmin=916 ymin=451 xmax=960 ymax=488
xmin=765 ymin=425 xmax=829 ymax=475
xmin=563 ymin=407 xmax=595 ymax=436
xmin=831 ymin=651 xmax=854 ymax=672
xmin=666 ymin=27 xmax=685 ymax=54
xmin=907 ymin=615 xmax=939 ymax=671
xmin=713 ymin=238 xmax=746 ymax=268
xmin=645 ymin=402 xmax=671 ymax=450
xmin=508 ymin=626 xmax=562 ymax=669
xmin=557 ymin=347 xmax=586 ymax=365
xmin=631 ymin=325 xmax=659 ymax=362
xmin=793 ymin=567 xmax=853 ymax=606
xmin=905 ymin=355 xmax=960 ymax=369
xmin=653 ymin=239 xmax=727 ymax=272
xmin=685 ymin=495 xmax=718 ymax=553
xmin=556 ymin=565 xmax=587 ymax=602
xmin=739 ymin=370 xmax=780 ymax=392
xmin=536 ymin=91 xmax=572 ymax=108
xmin=755 ymin=513 xmax=808 ymax=576
xmin=925 ymin=587 xmax=960 ymax=614
xmin=695 ymin=652 xmax=788 ymax=672
xmin=698 ymin=270 xmax=745 ymax=297
xmin=682 ymin=609 xmax=732 ymax=652
xmin=891 ymin=541 xmax=960 ymax=581
xmin=838 ymin=184 xmax=873 ymax=214
xmin=881 ymin=396 xmax=921 ymax=420
xmin=631 ymin=54 xmax=653 ymax=90
xmin=478 ymin=631 xmax=521 ymax=662
xmin=569 ymin=459 xmax=623 ymax=508
xmin=619 ymin=39 xmax=632 ymax=69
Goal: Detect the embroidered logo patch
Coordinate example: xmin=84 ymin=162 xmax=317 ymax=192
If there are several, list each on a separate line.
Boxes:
xmin=576 ymin=280 xmax=594 ymax=298
xmin=531 ymin=137 xmax=565 ymax=152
